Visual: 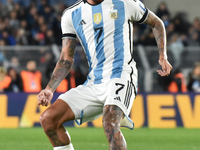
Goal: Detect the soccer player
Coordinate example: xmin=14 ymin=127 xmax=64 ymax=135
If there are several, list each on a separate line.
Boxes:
xmin=37 ymin=0 xmax=172 ymax=149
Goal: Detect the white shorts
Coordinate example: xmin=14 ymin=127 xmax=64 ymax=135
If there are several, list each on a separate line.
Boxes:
xmin=58 ymin=78 xmax=137 ymax=129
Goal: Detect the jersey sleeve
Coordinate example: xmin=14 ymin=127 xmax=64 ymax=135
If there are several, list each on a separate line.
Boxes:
xmin=61 ymin=10 xmax=77 ymax=39
xmin=126 ymin=0 xmax=149 ymax=24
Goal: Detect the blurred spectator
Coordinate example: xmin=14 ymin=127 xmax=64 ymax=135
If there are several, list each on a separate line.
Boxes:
xmin=18 ymin=20 xmax=31 ymax=44
xmin=15 ymin=28 xmax=29 ymax=45
xmin=6 ymin=67 xmax=22 ymax=92
xmin=0 ymin=40 xmax=7 ymax=66
xmin=37 ymin=16 xmax=45 ymax=26
xmin=172 ymin=13 xmax=190 ymax=35
xmin=166 ymin=22 xmax=175 ymax=42
xmin=155 ymin=2 xmax=170 ymax=27
xmin=42 ymin=5 xmax=54 ymax=23
xmin=139 ymin=30 xmax=157 ymax=46
xmin=53 ymin=3 xmax=68 ymax=14
xmin=43 ymin=52 xmax=56 ymax=80
xmin=19 ymin=19 xmax=28 ymax=29
xmin=39 ymin=23 xmax=48 ymax=42
xmin=13 ymin=3 xmax=22 ymax=20
xmin=32 ymin=33 xmax=45 ymax=45
xmin=9 ymin=10 xmax=19 ymax=30
xmin=6 ymin=0 xmax=14 ymax=12
xmin=20 ymin=60 xmax=42 ymax=93
xmin=187 ymin=62 xmax=200 ymax=92
xmin=0 ymin=39 xmax=5 ymax=45
xmin=157 ymin=68 xmax=187 ymax=93
xmin=38 ymin=0 xmax=49 ymax=16
xmin=157 ymin=71 xmax=173 ymax=92
xmin=188 ymin=31 xmax=200 ymax=46
xmin=51 ymin=14 xmax=62 ymax=45
xmin=0 ymin=66 xmax=11 ymax=92
xmin=0 ymin=52 xmax=5 ymax=66
xmin=40 ymin=51 xmax=55 ymax=86
xmin=7 ymin=56 xmax=20 ymax=70
xmin=167 ymin=68 xmax=187 ymax=93
xmin=45 ymin=29 xmax=55 ymax=45
xmin=168 ymin=33 xmax=184 ymax=67
xmin=0 ymin=40 xmax=11 ymax=68
xmin=189 ymin=17 xmax=200 ymax=34
xmin=0 ymin=30 xmax=16 ymax=45
xmin=188 ymin=17 xmax=200 ymax=46
xmin=155 ymin=2 xmax=170 ymax=19
xmin=0 ymin=2 xmax=9 ymax=17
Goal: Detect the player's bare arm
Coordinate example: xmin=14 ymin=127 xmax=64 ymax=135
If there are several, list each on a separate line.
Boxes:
xmin=143 ymin=10 xmax=172 ymax=76
xmin=37 ymin=38 xmax=77 ymax=106
xmin=47 ymin=38 xmax=76 ymax=92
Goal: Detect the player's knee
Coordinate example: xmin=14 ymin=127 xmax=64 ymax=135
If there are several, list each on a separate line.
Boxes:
xmin=40 ymin=110 xmax=57 ymax=132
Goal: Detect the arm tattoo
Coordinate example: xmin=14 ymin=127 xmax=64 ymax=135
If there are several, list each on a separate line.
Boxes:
xmin=59 ymin=59 xmax=71 ymax=69
xmin=48 ymin=38 xmax=76 ymax=92
xmin=152 ymin=19 xmax=166 ymax=56
xmin=145 ymin=12 xmax=167 ymax=58
xmin=63 ymin=38 xmax=76 ymax=57
xmin=48 ymin=68 xmax=69 ymax=91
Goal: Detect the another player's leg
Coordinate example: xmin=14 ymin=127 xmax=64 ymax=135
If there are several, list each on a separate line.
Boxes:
xmin=40 ymin=99 xmax=75 ymax=150
xmin=103 ymin=105 xmax=127 ymax=150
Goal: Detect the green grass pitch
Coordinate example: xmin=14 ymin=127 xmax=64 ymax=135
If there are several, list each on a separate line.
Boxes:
xmin=0 ymin=127 xmax=200 ymax=150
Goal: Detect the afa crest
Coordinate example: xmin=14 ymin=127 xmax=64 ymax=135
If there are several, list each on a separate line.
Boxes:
xmin=109 ymin=5 xmax=118 ymax=20
xmin=93 ymin=13 xmax=102 ymax=24
xmin=110 ymin=9 xmax=118 ymax=20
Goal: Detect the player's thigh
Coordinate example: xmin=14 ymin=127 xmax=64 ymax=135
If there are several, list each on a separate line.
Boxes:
xmin=41 ymin=99 xmax=75 ymax=126
xmin=58 ymin=85 xmax=103 ymax=124
xmin=103 ymin=105 xmax=124 ymax=126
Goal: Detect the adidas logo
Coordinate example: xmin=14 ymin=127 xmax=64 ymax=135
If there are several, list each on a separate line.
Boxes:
xmin=114 ymin=96 xmax=121 ymax=102
xmin=79 ymin=19 xmax=86 ymax=26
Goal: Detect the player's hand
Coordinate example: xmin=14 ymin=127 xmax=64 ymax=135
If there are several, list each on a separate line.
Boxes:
xmin=37 ymin=89 xmax=53 ymax=107
xmin=157 ymin=58 xmax=172 ymax=76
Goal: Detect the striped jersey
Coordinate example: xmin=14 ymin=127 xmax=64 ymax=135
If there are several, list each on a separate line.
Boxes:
xmin=61 ymin=0 xmax=148 ymax=85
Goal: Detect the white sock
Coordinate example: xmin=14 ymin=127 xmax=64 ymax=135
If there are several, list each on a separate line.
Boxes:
xmin=53 ymin=130 xmax=74 ymax=150
xmin=53 ymin=143 xmax=74 ymax=150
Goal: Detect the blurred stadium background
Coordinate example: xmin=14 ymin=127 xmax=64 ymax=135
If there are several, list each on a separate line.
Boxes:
xmin=0 ymin=0 xmax=200 ymax=149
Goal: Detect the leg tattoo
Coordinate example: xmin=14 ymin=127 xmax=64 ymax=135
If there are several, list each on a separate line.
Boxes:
xmin=46 ymin=130 xmax=66 ymax=146
xmin=103 ymin=105 xmax=127 ymax=150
